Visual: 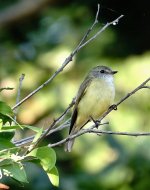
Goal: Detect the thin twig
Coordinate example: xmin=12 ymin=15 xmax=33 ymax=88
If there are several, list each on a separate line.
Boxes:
xmin=15 ymin=119 xmax=106 ymax=147
xmin=12 ymin=7 xmax=123 ymax=110
xmin=25 ymin=99 xmax=75 ymax=153
xmin=15 ymin=119 xmax=70 ymax=147
xmin=14 ymin=77 xmax=150 ymax=147
xmin=14 ymin=98 xmax=75 ymax=146
xmin=14 ymin=74 xmax=25 ymax=121
xmin=141 ymin=86 xmax=150 ymax=89
xmin=78 ymin=14 xmax=124 ymax=50
xmin=49 ymin=130 xmax=150 ymax=148
xmin=13 ymin=98 xmax=74 ymax=146
xmin=76 ymin=3 xmax=100 ymax=46
xmin=95 ymin=77 xmax=150 ymax=123
xmin=47 ymin=77 xmax=150 ymax=147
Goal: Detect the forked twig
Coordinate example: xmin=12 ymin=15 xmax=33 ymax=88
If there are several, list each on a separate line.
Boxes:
xmin=14 ymin=77 xmax=150 ymax=148
xmin=47 ymin=77 xmax=150 ymax=148
xmin=12 ymin=5 xmax=123 ymax=110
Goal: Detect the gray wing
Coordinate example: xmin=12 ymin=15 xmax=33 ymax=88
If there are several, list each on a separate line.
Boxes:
xmin=69 ymin=76 xmax=92 ymax=134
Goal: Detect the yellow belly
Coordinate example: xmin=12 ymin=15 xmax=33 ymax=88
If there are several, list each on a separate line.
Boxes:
xmin=76 ymin=78 xmax=115 ymax=128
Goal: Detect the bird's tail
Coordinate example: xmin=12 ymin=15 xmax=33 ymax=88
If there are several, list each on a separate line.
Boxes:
xmin=65 ymin=123 xmax=81 ymax=152
xmin=65 ymin=138 xmax=75 ymax=152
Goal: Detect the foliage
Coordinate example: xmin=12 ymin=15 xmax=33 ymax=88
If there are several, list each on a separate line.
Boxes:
xmin=0 ymin=100 xmax=59 ymax=187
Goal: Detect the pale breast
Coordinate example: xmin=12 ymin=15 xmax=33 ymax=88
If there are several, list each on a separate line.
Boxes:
xmin=77 ymin=78 xmax=115 ymax=126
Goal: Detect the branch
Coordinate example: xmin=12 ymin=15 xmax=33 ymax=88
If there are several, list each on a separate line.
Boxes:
xmin=49 ymin=130 xmax=150 ymax=148
xmin=95 ymin=77 xmax=150 ymax=123
xmin=15 ymin=98 xmax=74 ymax=151
xmin=14 ymin=74 xmax=25 ymax=121
xmin=14 ymin=120 xmax=70 ymax=147
xmin=26 ymin=98 xmax=75 ymax=153
xmin=142 ymin=86 xmax=150 ymax=89
xmin=12 ymin=6 xmax=123 ymax=110
xmin=78 ymin=14 xmax=124 ymax=50
xmin=14 ymin=77 xmax=150 ymax=147
xmin=47 ymin=77 xmax=150 ymax=147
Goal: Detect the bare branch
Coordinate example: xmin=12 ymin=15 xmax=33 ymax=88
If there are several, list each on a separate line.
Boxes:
xmin=47 ymin=77 xmax=150 ymax=147
xmin=14 ymin=98 xmax=75 ymax=146
xmin=11 ymin=3 xmax=149 ymax=150
xmin=95 ymin=77 xmax=150 ymax=124
xmin=142 ymin=86 xmax=150 ymax=89
xmin=14 ymin=77 xmax=150 ymax=148
xmin=78 ymin=14 xmax=124 ymax=50
xmin=15 ymin=120 xmax=70 ymax=147
xmin=77 ymin=3 xmax=100 ymax=46
xmin=49 ymin=130 xmax=150 ymax=148
xmin=24 ymin=98 xmax=75 ymax=153
xmin=12 ymin=7 xmax=123 ymax=110
xmin=115 ymin=77 xmax=150 ymax=107
xmin=14 ymin=74 xmax=25 ymax=121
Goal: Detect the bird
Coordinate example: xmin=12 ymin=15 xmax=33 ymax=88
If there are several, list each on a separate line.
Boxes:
xmin=65 ymin=65 xmax=117 ymax=152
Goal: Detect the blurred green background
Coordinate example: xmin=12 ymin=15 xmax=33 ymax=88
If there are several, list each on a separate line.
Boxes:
xmin=0 ymin=0 xmax=150 ymax=189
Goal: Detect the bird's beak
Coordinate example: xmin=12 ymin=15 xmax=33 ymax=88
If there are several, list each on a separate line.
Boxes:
xmin=112 ymin=70 xmax=118 ymax=75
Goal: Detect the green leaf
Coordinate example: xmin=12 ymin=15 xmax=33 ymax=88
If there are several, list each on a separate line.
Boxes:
xmin=32 ymin=128 xmax=43 ymax=143
xmin=23 ymin=125 xmax=43 ymax=133
xmin=22 ymin=125 xmax=43 ymax=144
xmin=1 ymin=124 xmax=41 ymax=131
xmin=1 ymin=125 xmax=44 ymax=135
xmin=0 ymin=101 xmax=13 ymax=115
xmin=47 ymin=166 xmax=59 ymax=187
xmin=0 ymin=138 xmax=15 ymax=150
xmin=0 ymin=130 xmax=15 ymax=140
xmin=0 ymin=159 xmax=14 ymax=167
xmin=1 ymin=125 xmax=20 ymax=131
xmin=0 ymin=113 xmax=12 ymax=125
xmin=28 ymin=146 xmax=56 ymax=171
xmin=2 ymin=162 xmax=28 ymax=183
xmin=0 ymin=139 xmax=15 ymax=150
xmin=0 ymin=130 xmax=15 ymax=150
xmin=0 ymin=102 xmax=13 ymax=125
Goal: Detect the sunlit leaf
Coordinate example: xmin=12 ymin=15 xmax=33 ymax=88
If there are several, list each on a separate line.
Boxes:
xmin=22 ymin=125 xmax=43 ymax=144
xmin=24 ymin=125 xmax=43 ymax=133
xmin=47 ymin=166 xmax=59 ymax=187
xmin=0 ymin=101 xmax=13 ymax=115
xmin=1 ymin=125 xmax=20 ymax=131
xmin=1 ymin=125 xmax=43 ymax=132
xmin=28 ymin=146 xmax=56 ymax=171
xmin=32 ymin=128 xmax=43 ymax=143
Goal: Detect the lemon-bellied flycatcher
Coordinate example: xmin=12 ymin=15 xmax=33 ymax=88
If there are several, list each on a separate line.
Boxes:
xmin=65 ymin=65 xmax=117 ymax=152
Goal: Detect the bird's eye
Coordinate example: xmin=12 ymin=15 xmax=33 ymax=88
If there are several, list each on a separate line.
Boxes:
xmin=100 ymin=70 xmax=105 ymax=73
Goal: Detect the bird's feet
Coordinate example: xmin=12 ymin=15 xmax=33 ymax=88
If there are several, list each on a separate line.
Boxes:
xmin=109 ymin=104 xmax=117 ymax=111
xmin=90 ymin=116 xmax=100 ymax=128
